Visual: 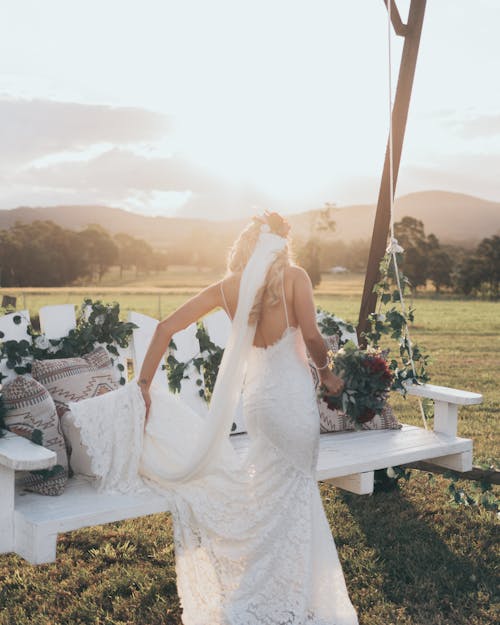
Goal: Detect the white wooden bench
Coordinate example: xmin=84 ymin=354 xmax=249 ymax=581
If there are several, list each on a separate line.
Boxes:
xmin=0 ymin=305 xmax=482 ymax=564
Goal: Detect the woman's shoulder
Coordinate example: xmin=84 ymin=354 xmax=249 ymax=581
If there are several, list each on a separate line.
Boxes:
xmin=285 ymin=264 xmax=311 ymax=285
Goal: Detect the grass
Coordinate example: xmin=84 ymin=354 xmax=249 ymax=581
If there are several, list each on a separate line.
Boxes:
xmin=0 ymin=272 xmax=499 ymax=625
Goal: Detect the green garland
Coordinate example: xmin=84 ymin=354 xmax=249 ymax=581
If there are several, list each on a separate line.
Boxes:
xmin=316 ymin=310 xmax=355 ymax=346
xmin=363 ymin=250 xmax=431 ymax=393
xmin=0 ymin=299 xmax=137 ymax=437
xmin=166 ymin=322 xmax=224 ymax=403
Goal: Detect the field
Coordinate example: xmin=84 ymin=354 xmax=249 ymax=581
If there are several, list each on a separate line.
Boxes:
xmin=0 ymin=272 xmax=498 ymax=625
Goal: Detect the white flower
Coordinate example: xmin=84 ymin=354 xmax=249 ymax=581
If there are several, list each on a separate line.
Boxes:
xmin=377 ymin=314 xmax=386 ymax=322
xmin=386 ymin=237 xmax=404 ymax=254
xmin=34 ymin=335 xmax=50 ymax=350
xmin=386 ymin=467 xmax=396 ymax=478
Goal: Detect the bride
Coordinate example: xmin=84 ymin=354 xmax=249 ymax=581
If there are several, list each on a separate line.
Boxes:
xmin=133 ymin=211 xmax=359 ymax=625
xmin=73 ymin=211 xmax=359 ymax=624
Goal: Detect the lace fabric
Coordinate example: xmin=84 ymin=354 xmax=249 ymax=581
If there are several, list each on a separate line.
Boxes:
xmin=72 ymin=326 xmax=358 ymax=624
xmin=69 ymin=229 xmax=358 ymax=624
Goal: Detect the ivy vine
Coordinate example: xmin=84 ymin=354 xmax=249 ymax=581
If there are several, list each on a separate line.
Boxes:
xmin=363 ymin=250 xmax=431 ymax=393
xmin=166 ymin=322 xmax=224 ymax=404
xmin=0 ymin=299 xmax=137 ymax=437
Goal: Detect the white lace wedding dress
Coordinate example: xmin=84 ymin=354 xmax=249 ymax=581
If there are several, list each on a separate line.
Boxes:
xmin=138 ymin=323 xmax=358 ymax=625
xmin=70 ymin=234 xmax=359 ymax=625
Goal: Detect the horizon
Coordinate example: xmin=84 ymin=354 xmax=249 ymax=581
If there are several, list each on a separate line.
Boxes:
xmin=2 ymin=188 xmax=499 ymax=223
xmin=1 ymin=1 xmax=499 ymax=219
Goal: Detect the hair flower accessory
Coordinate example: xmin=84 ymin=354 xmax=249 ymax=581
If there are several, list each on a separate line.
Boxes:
xmin=254 ymin=210 xmax=290 ymax=238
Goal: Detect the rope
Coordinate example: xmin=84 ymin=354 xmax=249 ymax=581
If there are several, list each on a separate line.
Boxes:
xmin=386 ymin=1 xmax=427 ymax=429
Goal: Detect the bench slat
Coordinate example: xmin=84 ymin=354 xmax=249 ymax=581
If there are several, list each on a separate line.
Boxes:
xmin=403 ymin=382 xmax=482 ymax=405
xmin=0 ymin=431 xmax=56 ymax=471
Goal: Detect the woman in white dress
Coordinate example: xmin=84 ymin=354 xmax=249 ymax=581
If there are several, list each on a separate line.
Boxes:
xmin=134 ymin=212 xmax=359 ymax=625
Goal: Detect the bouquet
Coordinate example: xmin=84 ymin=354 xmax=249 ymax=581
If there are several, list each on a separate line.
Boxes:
xmin=319 ymin=341 xmax=393 ymax=426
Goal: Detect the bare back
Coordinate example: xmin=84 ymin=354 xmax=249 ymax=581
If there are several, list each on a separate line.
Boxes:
xmin=221 ymin=266 xmax=299 ymax=348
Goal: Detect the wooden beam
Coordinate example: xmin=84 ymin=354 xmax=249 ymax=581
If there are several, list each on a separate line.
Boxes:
xmin=357 ymin=0 xmax=427 ymax=345
xmin=383 ymin=0 xmax=408 ymax=37
xmin=401 ymin=461 xmax=500 ymax=485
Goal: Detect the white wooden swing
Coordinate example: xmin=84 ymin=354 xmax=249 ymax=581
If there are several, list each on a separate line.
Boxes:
xmin=0 ymin=0 xmax=482 ymax=564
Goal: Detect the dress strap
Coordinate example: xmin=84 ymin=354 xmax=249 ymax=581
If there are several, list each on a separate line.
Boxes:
xmin=281 ymin=272 xmax=290 ymax=329
xmin=220 ymin=281 xmax=231 ymax=319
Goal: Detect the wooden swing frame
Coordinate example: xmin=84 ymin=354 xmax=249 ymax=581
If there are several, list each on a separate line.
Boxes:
xmin=358 ymin=0 xmax=427 ymax=341
xmin=0 ymin=0 xmax=485 ymax=565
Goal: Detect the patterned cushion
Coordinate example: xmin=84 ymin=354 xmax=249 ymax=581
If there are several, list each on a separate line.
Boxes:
xmin=31 ymin=346 xmax=117 ymax=418
xmin=318 ymin=400 xmax=401 ymax=433
xmin=32 ymin=347 xmax=119 ymax=476
xmin=309 ymin=337 xmax=401 ymax=433
xmin=2 ymin=376 xmax=68 ymax=495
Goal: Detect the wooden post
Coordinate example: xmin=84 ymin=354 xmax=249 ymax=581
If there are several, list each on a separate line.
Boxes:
xmin=357 ymin=0 xmax=427 ymax=345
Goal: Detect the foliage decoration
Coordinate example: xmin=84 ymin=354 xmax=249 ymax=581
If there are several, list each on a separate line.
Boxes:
xmin=319 ymin=341 xmax=393 ymax=427
xmin=0 ymin=391 xmax=6 ymax=438
xmin=364 ymin=250 xmax=431 ymax=394
xmin=316 ymin=309 xmax=355 ymax=346
xmin=0 ymin=299 xmax=136 ymax=388
xmin=166 ymin=322 xmax=224 ymax=404
xmin=443 ymin=468 xmax=499 ymax=513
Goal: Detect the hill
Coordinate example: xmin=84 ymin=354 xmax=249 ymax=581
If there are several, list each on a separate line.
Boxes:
xmin=298 ymin=191 xmax=499 ymax=246
xmin=0 ymin=190 xmax=498 ymax=248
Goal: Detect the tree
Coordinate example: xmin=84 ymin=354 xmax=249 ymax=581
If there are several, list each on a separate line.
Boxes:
xmin=296 ymin=238 xmax=321 ymax=288
xmin=394 ymin=217 xmax=453 ymax=292
xmin=78 ymin=225 xmax=118 ymax=282
xmin=456 ymin=235 xmax=500 ymax=298
xmin=426 ymin=234 xmax=453 ymax=293
xmin=0 ymin=221 xmax=88 ymax=287
xmin=394 ymin=217 xmax=429 ymax=289
xmin=297 ymin=203 xmax=336 ymax=287
xmin=476 ymin=235 xmax=500 ymax=298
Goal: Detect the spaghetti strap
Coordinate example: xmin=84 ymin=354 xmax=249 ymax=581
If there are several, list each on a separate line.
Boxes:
xmin=220 ymin=281 xmax=231 ymax=319
xmin=281 ymin=272 xmax=290 ymax=329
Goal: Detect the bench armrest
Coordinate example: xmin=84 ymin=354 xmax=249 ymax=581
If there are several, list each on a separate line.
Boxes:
xmin=403 ymin=382 xmax=482 ymax=406
xmin=0 ymin=430 xmax=57 ymax=471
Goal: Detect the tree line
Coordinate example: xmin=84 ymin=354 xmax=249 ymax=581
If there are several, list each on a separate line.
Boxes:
xmin=392 ymin=217 xmax=499 ymax=298
xmin=296 ymin=215 xmax=499 ymax=299
xmin=0 ymin=217 xmax=498 ymax=298
xmin=0 ymin=221 xmax=168 ymax=287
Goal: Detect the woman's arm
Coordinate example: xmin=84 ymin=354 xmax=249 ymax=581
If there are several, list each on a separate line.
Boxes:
xmin=292 ymin=267 xmax=344 ymax=395
xmin=138 ymin=282 xmax=223 ymax=414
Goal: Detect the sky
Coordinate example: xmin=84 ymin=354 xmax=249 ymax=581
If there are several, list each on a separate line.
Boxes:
xmin=0 ymin=0 xmax=499 ymax=220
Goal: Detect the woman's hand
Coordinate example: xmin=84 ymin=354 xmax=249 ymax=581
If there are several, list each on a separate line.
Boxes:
xmin=320 ymin=369 xmax=345 ymax=396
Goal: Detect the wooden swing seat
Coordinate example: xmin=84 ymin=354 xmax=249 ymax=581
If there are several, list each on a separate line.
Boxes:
xmin=0 ymin=305 xmax=482 ymax=564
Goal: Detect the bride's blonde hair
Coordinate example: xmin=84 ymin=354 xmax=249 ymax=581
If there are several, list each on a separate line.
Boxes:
xmin=227 ymin=217 xmax=292 ymax=325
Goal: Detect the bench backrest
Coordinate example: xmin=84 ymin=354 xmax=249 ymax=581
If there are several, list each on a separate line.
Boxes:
xmin=0 ymin=305 xmax=352 ymax=435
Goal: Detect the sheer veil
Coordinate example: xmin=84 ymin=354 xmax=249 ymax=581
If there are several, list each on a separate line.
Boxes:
xmin=142 ymin=230 xmax=287 ymax=484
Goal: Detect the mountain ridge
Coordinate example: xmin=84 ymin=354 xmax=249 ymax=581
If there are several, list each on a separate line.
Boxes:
xmin=0 ymin=190 xmax=498 ymax=248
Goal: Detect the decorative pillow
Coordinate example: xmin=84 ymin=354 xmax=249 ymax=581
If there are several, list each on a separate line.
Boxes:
xmin=31 ymin=346 xmax=118 ymax=417
xmin=31 ymin=346 xmax=119 ymax=476
xmin=309 ymin=337 xmax=401 ymax=433
xmin=2 ymin=376 xmax=68 ymax=495
xmin=318 ymin=400 xmax=401 ymax=434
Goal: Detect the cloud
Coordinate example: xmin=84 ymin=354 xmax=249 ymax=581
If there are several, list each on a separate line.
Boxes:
xmin=454 ymin=113 xmax=500 ymax=139
xmin=14 ymin=148 xmax=218 ymax=194
xmin=0 ymin=97 xmax=170 ymax=167
xmin=178 ymin=184 xmax=274 ymax=221
xmin=398 ymin=151 xmax=500 ymax=202
xmin=4 ymin=147 xmax=270 ymax=218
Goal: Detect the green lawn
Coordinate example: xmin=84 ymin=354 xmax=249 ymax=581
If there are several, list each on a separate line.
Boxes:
xmin=0 ymin=274 xmax=498 ymax=625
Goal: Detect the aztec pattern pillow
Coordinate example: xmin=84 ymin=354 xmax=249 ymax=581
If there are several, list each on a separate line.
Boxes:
xmin=2 ymin=376 xmax=68 ymax=495
xmin=32 ymin=346 xmax=119 ymax=476
xmin=317 ymin=400 xmax=401 ymax=433
xmin=309 ymin=336 xmax=402 ymax=433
